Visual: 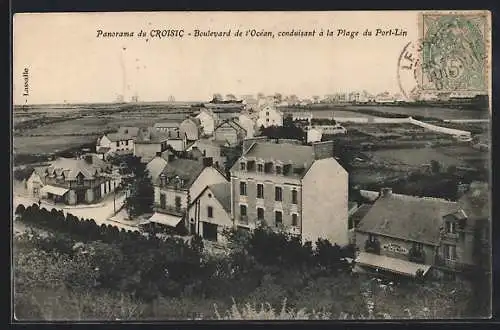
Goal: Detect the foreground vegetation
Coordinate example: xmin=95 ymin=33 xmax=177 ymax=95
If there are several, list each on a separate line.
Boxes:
xmin=14 ymin=205 xmax=486 ymax=321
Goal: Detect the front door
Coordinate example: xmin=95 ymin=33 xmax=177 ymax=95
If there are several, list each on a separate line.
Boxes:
xmin=202 ymin=222 xmax=218 ymax=241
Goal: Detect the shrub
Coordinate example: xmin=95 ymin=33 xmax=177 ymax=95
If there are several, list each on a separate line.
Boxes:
xmin=214 ymin=298 xmax=332 ymax=320
xmin=15 ymin=204 xmax=26 ymax=216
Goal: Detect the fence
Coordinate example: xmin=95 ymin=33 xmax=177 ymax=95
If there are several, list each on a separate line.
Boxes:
xmin=408 ymin=117 xmax=471 ymax=137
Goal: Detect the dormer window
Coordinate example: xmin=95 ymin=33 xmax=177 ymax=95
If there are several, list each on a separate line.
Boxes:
xmin=264 ymin=162 xmax=273 ymax=173
xmin=445 ymin=221 xmax=456 ymax=234
xmin=240 ymin=162 xmax=246 ymax=171
xmin=257 ymin=163 xmax=264 ymax=173
xmin=76 ymin=173 xmax=84 ymax=185
xmin=283 ymin=164 xmax=292 ymax=175
xmin=247 ymin=160 xmax=255 ymax=171
xmin=275 ymin=166 xmax=282 ymax=175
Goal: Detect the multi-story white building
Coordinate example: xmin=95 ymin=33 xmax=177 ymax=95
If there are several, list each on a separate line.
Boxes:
xmin=256 ymin=104 xmax=283 ymax=128
xmin=229 ymin=139 xmax=349 ymax=246
xmin=196 ymin=108 xmax=219 ymax=136
xmin=96 ymin=127 xmax=140 ymax=159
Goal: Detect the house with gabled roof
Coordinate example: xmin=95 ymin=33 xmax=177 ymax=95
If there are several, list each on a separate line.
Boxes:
xmin=353 ymin=183 xmax=490 ymax=278
xmin=143 ymin=157 xmax=228 ymax=233
xmin=96 ymin=126 xmax=140 ymax=159
xmin=196 ymin=108 xmax=219 ymax=136
xmin=180 ymin=117 xmax=203 ymax=142
xmin=187 ymin=181 xmax=232 ymax=243
xmin=134 ymin=127 xmax=170 ymax=163
xmin=230 ymin=139 xmax=348 ymax=246
xmin=213 ymin=119 xmax=247 ymax=146
xmin=26 ymin=155 xmax=119 ymax=205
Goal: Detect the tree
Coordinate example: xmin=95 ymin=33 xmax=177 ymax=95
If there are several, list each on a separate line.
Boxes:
xmin=212 ymin=94 xmax=223 ymax=103
xmin=125 ymin=160 xmax=154 ymax=217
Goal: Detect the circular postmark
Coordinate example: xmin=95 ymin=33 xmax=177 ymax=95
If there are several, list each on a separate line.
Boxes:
xmin=397 ymin=41 xmax=423 ymax=101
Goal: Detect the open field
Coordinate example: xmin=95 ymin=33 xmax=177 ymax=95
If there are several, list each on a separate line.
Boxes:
xmin=346 ymin=106 xmax=490 ymax=121
xmin=367 ymin=148 xmax=467 ymax=169
xmin=13 ymin=135 xmax=98 ymax=155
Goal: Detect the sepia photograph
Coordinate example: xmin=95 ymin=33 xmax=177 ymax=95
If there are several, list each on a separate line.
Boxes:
xmin=12 ymin=11 xmax=491 ymax=321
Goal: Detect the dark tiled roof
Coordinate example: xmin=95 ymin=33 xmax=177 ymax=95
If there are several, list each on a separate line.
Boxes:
xmin=350 ymin=204 xmax=372 ymax=226
xmin=215 ymin=119 xmax=247 ymax=133
xmin=244 ymin=142 xmax=315 ymax=166
xmin=146 ymin=157 xmax=168 ymax=181
xmin=107 ymin=127 xmax=140 ymax=142
xmin=208 ymin=182 xmax=231 ymax=213
xmin=45 ymin=156 xmax=108 ymax=180
xmin=356 ymin=193 xmax=460 ymax=245
xmin=135 ymin=127 xmax=169 ymax=143
xmin=155 ymin=158 xmax=205 ymax=188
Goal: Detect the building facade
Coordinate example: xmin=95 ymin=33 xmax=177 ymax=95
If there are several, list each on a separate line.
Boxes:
xmin=26 ymin=155 xmax=119 ymax=205
xmin=256 ymin=105 xmax=284 ymax=128
xmin=147 ymin=158 xmax=228 ymax=232
xmin=180 ymin=117 xmax=203 ymax=142
xmin=238 ymin=113 xmax=258 ymax=138
xmin=354 ymin=185 xmax=490 ymax=278
xmin=213 ymin=119 xmax=247 ymax=146
xmin=134 ymin=128 xmax=170 ymax=163
xmin=196 ymin=108 xmax=219 ymax=136
xmin=229 ymin=140 xmax=349 ymax=246
xmin=187 ymin=182 xmax=232 ymax=243
xmin=96 ymin=127 xmax=139 ymax=159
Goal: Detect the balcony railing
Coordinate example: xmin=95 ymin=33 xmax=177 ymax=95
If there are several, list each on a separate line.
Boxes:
xmin=434 ymin=255 xmax=461 ymax=270
xmin=155 ymin=204 xmax=186 ymax=216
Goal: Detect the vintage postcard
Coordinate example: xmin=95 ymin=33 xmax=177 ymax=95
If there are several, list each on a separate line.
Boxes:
xmin=12 ymin=11 xmax=491 ymax=321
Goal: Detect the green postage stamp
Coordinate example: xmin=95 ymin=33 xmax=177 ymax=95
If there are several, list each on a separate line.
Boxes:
xmin=419 ymin=12 xmax=490 ymax=94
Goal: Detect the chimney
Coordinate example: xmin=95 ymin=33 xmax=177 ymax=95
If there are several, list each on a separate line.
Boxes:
xmin=156 ymin=151 xmax=162 ymax=157
xmin=380 ymin=187 xmax=392 ymax=198
xmin=312 ymin=141 xmax=335 ymax=160
xmin=84 ymin=155 xmax=93 ymax=164
xmin=202 ymin=157 xmax=213 ymax=167
xmin=160 ymin=173 xmax=166 ymax=187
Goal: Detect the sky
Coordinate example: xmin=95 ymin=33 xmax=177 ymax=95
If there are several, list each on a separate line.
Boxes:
xmin=14 ymin=11 xmax=425 ymax=104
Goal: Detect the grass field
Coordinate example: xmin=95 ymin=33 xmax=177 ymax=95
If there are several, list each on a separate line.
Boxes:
xmin=346 ymin=106 xmax=490 ymax=121
xmin=368 ymin=148 xmax=467 ymax=169
xmin=13 ymin=135 xmax=98 ymax=154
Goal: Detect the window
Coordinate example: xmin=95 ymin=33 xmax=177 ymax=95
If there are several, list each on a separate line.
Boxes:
xmin=240 ymin=162 xmax=246 ymax=171
xmin=413 ymin=242 xmax=424 ymax=252
xmin=207 ymin=206 xmax=213 ymax=218
xmin=125 ymin=140 xmax=129 ymax=146
xmin=240 ymin=182 xmax=247 ymax=196
xmin=275 ymin=187 xmax=282 ymax=201
xmin=257 ymin=208 xmax=264 ymax=221
xmin=257 ymin=184 xmax=264 ymax=199
xmin=266 ymin=118 xmax=269 ymax=122
xmin=116 ymin=141 xmax=119 ymax=147
xmin=266 ymin=112 xmax=269 ymax=116
xmin=292 ymin=214 xmax=298 ymax=226
xmin=444 ymin=244 xmax=457 ymax=261
xmin=257 ymin=164 xmax=264 ymax=172
xmin=276 ymin=166 xmax=282 ymax=174
xmin=77 ymin=173 xmax=84 ymax=185
xmin=240 ymin=205 xmax=247 ymax=222
xmin=368 ymin=234 xmax=377 ymax=242
xmin=445 ymin=221 xmax=456 ymax=234
xmin=160 ymin=193 xmax=166 ymax=209
xmin=292 ymin=190 xmax=298 ymax=204
xmin=275 ymin=211 xmax=283 ymax=226
xmin=175 ymin=196 xmax=182 ymax=211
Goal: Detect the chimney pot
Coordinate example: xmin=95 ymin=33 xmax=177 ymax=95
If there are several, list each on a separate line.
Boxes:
xmin=380 ymin=187 xmax=392 ymax=197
